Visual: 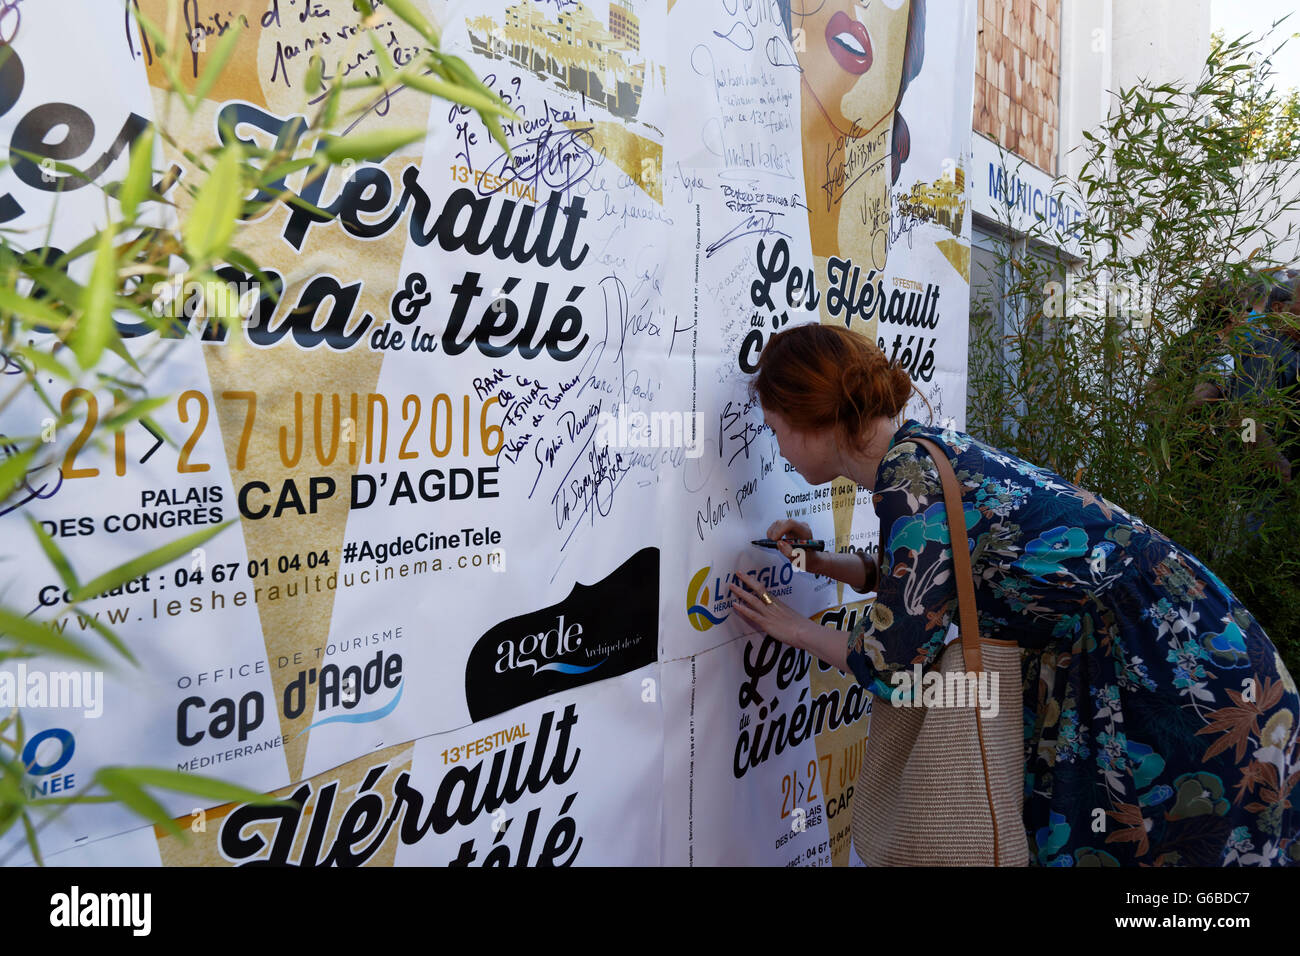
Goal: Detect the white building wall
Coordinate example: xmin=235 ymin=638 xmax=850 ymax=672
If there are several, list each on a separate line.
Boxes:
xmin=1058 ymin=0 xmax=1211 ymax=182
xmin=1055 ymin=1 xmax=1299 ymax=267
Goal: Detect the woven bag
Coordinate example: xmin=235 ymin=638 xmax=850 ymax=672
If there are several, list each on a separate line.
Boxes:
xmin=851 ymin=435 xmax=1028 ymax=866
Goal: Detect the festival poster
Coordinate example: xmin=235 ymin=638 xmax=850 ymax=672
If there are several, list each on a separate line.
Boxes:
xmin=657 ymin=0 xmax=974 ymax=864
xmin=658 ymin=0 xmax=974 ymax=652
xmin=0 ymin=0 xmax=291 ymax=861
xmin=1 ymin=0 xmax=675 ymax=863
xmin=25 ymin=665 xmax=662 ymax=867
xmin=663 ymin=592 xmax=875 ymax=867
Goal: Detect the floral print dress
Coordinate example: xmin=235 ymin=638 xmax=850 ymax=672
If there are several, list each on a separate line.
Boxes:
xmin=845 ymin=418 xmax=1300 ymax=866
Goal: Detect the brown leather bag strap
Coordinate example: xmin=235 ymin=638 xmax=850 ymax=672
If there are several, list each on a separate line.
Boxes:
xmin=907 ymin=436 xmax=983 ymax=674
xmin=907 ymin=436 xmax=1005 ymax=865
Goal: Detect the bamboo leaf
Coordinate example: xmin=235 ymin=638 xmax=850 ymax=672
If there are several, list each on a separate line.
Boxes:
xmin=400 ymin=70 xmax=519 ymax=121
xmin=382 ymin=0 xmax=441 ymax=47
xmin=11 ymin=344 xmax=74 ymax=381
xmin=192 ymin=23 xmax=245 ymax=104
xmin=68 ymin=520 xmax=234 ymax=602
xmin=95 ymin=768 xmax=186 ymax=840
xmin=183 ymin=143 xmax=243 ymax=263
xmin=322 ymin=127 xmax=426 ymax=163
xmin=7 ymin=149 xmax=96 ymax=191
xmin=275 ymin=188 xmax=333 ymax=223
xmin=305 ymin=53 xmax=325 ymax=96
xmin=258 ymin=154 xmax=320 ymax=188
xmin=111 ymin=767 xmax=296 ymax=807
xmin=482 ymin=111 xmax=510 ymax=155
xmin=26 ymin=516 xmax=79 ymax=592
xmin=71 ymin=225 xmax=118 ymax=370
xmin=66 ymin=601 xmax=137 ymax=666
xmin=368 ymin=29 xmax=397 ymax=82
xmin=0 ymin=606 xmax=102 ymax=666
xmin=100 ymin=395 xmax=172 ymax=432
xmin=117 ymin=126 xmax=156 ymax=221
xmin=0 ymin=444 xmax=37 ymax=504
xmin=321 ymin=79 xmax=343 ymax=129
xmin=131 ymin=12 xmax=195 ymax=113
xmin=21 ymin=813 xmax=41 ymax=867
xmin=103 ymin=333 xmax=144 ymax=375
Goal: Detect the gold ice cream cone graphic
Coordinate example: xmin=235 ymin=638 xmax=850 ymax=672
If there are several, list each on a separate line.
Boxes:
xmin=137 ymin=0 xmax=442 ymax=783
xmin=156 ymin=743 xmax=415 ymax=865
xmin=808 ymin=634 xmax=868 ymax=867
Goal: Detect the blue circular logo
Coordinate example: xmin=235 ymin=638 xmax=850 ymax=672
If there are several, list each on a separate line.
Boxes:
xmin=22 ymin=728 xmax=74 ymax=776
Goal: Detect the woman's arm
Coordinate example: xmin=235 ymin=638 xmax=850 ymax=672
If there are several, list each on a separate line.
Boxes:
xmin=808 ymin=549 xmax=879 ymax=592
xmin=791 ymin=617 xmax=851 ymax=673
xmin=731 ymin=548 xmax=876 ymax=675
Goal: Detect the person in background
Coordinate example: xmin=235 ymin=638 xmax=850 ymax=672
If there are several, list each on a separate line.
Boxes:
xmin=1190 ymin=272 xmax=1294 ymax=486
xmin=1145 ymin=275 xmax=1238 ymax=404
xmin=1261 ymin=273 xmax=1300 ymax=482
xmin=1265 ymin=271 xmax=1299 ymax=343
xmin=1143 ymin=275 xmax=1284 ymax=522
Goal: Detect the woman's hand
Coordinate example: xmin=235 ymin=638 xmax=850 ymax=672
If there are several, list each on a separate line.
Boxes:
xmin=766 ymin=518 xmax=827 ymax=575
xmin=764 ymin=518 xmax=877 ymax=592
xmin=728 ymin=570 xmax=813 ymax=651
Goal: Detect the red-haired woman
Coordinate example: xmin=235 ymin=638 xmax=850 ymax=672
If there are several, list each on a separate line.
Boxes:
xmin=728 ymin=322 xmax=1299 ymax=866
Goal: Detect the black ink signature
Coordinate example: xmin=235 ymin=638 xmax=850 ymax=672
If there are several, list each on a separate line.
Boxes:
xmin=0 ymin=435 xmax=63 ymax=517
xmin=705 ymin=208 xmax=789 ymax=258
xmin=719 ymin=398 xmax=765 ymax=467
xmin=481 ymin=122 xmax=597 ymax=200
xmin=714 ymin=21 xmax=753 ymax=51
xmin=550 ymin=416 xmax=635 ymax=553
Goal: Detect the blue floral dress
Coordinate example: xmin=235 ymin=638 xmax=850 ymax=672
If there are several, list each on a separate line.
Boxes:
xmin=845 ymin=418 xmax=1300 ymax=866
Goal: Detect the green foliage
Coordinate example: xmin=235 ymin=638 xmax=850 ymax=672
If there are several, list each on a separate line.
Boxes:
xmin=1209 ymin=24 xmax=1300 ymax=163
xmin=0 ymin=0 xmax=519 ymax=864
xmin=968 ymin=24 xmax=1300 ymax=678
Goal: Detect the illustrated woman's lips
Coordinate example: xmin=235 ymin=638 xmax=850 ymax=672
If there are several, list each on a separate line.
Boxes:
xmin=825 ymin=10 xmax=873 ymax=75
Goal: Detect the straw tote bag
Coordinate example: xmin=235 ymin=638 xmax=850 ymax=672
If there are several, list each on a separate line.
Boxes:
xmin=851 ymin=435 xmax=1028 ymax=866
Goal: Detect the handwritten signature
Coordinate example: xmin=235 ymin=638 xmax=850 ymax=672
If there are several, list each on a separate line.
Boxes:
xmin=705 ymin=208 xmax=789 ymax=259
xmin=0 ymin=0 xmax=24 ymax=48
xmin=551 ymin=422 xmax=634 ymax=552
xmin=719 ymin=397 xmax=765 ymax=467
xmin=0 ymin=435 xmax=63 ymax=517
xmin=481 ymin=122 xmax=597 ymax=200
xmin=1 ymin=348 xmax=25 ymax=375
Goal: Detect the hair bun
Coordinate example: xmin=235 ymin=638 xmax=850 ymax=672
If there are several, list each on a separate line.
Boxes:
xmin=747 ymin=324 xmax=933 ymax=454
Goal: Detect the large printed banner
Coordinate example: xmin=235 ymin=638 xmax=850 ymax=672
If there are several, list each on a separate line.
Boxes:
xmin=0 ymin=0 xmax=973 ymax=866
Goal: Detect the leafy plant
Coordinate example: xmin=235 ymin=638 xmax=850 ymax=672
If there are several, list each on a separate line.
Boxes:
xmin=968 ymin=21 xmax=1300 ymax=676
xmin=0 ymin=0 xmax=518 ymax=864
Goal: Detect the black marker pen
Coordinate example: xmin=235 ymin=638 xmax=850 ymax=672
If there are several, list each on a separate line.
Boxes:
xmin=751 ymin=538 xmax=826 ymax=551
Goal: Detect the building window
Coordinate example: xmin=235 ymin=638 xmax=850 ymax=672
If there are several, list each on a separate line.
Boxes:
xmin=967 ymin=223 xmax=1068 ymax=441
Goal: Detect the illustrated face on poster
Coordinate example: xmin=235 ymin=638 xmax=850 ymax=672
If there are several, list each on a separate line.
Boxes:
xmin=777 ymin=0 xmax=925 ymax=270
